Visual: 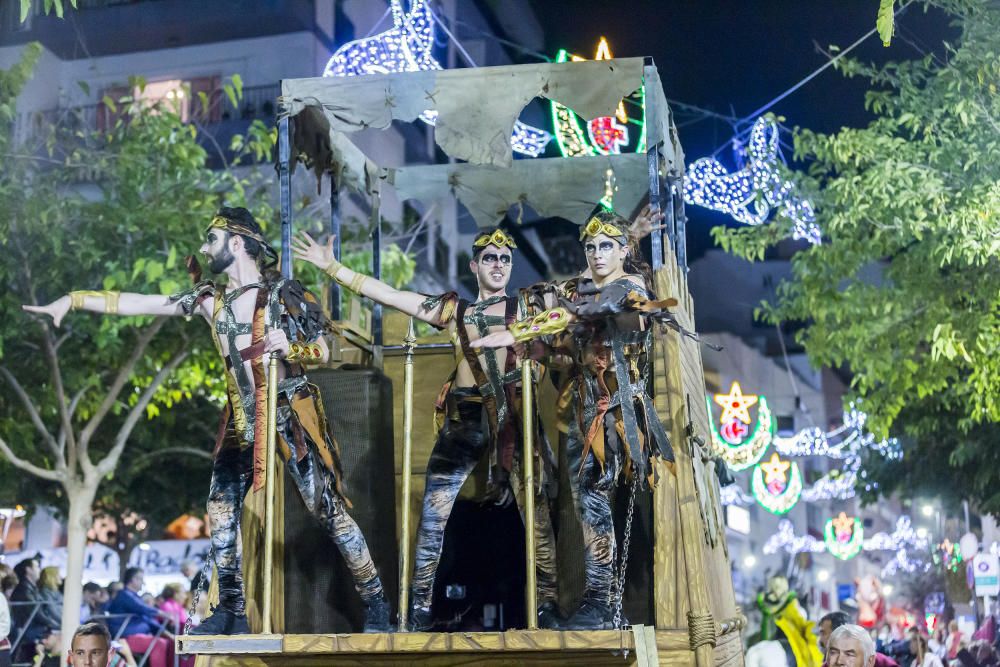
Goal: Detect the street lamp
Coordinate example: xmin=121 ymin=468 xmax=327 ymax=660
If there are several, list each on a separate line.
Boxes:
xmin=743 ymin=555 xmax=757 ymax=569
xmin=817 ymin=569 xmax=830 ymax=583
xmin=883 ymin=584 xmax=894 ymax=597
xmin=917 ymin=527 xmax=929 ymax=540
xmin=921 ymin=504 xmax=935 ymax=518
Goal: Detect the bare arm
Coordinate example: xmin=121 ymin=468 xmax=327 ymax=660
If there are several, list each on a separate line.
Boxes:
xmin=23 ymin=291 xmax=192 ymax=327
xmin=292 ymin=232 xmax=445 ymax=325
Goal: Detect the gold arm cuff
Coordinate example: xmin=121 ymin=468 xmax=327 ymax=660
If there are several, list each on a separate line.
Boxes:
xmin=286 ymin=341 xmax=324 ymax=364
xmin=324 ymin=258 xmax=344 ymax=281
xmin=511 ymin=307 xmax=570 ymax=343
xmin=348 ymin=273 xmax=368 ymax=294
xmin=69 ymin=290 xmax=120 ymax=313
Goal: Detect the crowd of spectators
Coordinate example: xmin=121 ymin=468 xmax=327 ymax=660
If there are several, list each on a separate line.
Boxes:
xmin=0 ymin=555 xmax=203 ymax=667
xmin=818 ymin=610 xmax=1000 ymax=667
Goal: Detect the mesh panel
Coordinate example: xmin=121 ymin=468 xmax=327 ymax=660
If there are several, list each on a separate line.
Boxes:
xmin=282 ymin=367 xmax=398 ymax=633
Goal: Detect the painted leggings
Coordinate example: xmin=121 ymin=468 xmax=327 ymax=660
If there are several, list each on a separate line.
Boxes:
xmin=207 ymin=434 xmax=383 ymax=615
xmin=410 ymin=398 xmax=558 ymax=613
xmin=565 ymin=411 xmax=617 ymax=609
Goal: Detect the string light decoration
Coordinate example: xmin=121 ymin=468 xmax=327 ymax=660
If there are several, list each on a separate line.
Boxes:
xmin=765 ymin=515 xmax=933 ymax=577
xmin=763 ymin=520 xmax=825 ymax=555
xmin=707 ymin=388 xmax=774 ymax=471
xmin=825 ymin=513 xmax=865 ymax=560
xmin=774 ymin=402 xmax=901 ymax=461
xmin=683 ymin=116 xmax=822 ymax=244
xmin=751 ymin=453 xmax=803 ymax=515
xmin=932 ymin=539 xmax=963 ymax=573
xmin=322 ymin=0 xmax=552 ymax=157
xmin=550 ymin=38 xmax=646 ymax=158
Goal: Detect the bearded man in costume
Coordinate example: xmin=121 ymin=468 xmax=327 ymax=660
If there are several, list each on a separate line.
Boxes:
xmin=24 ymin=207 xmax=390 ymax=635
xmin=755 ymin=575 xmax=823 ymax=667
xmin=473 ymin=209 xmax=679 ymax=630
xmin=293 ymin=228 xmax=560 ymax=631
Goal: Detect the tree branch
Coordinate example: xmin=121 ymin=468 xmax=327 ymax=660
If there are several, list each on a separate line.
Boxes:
xmin=95 ymin=347 xmax=189 ymax=478
xmin=0 ymin=367 xmax=65 ymax=468
xmin=78 ymin=317 xmax=166 ymax=468
xmin=0 ymin=433 xmax=64 ymax=483
xmin=130 ymin=447 xmax=213 ymax=471
xmin=41 ymin=327 xmax=76 ymax=470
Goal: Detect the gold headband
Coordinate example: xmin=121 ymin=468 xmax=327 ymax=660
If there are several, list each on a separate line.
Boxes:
xmin=205 ymin=214 xmax=279 ymax=267
xmin=579 ymin=216 xmax=627 ymax=242
xmin=473 ymin=229 xmax=517 ymax=250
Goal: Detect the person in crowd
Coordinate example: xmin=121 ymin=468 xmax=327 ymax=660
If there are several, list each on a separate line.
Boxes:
xmin=950 ymin=620 xmax=965 ymax=660
xmin=106 ymin=583 xmax=123 ymax=602
xmin=104 ymin=568 xmax=173 ymax=667
xmin=66 ymin=621 xmax=137 ymax=667
xmin=30 ymin=627 xmax=60 ymax=667
xmin=820 ymin=610 xmax=900 ymax=666
xmin=0 ymin=569 xmax=11 ymax=667
xmin=10 ymin=558 xmax=60 ymax=660
xmin=909 ymin=634 xmax=944 ymax=667
xmin=80 ymin=583 xmax=108 ymax=623
xmin=155 ymin=585 xmax=186 ymax=631
xmin=820 ymin=612 xmax=853 ymax=652
xmin=827 ymin=623 xmax=877 ymax=667
xmin=0 ymin=564 xmax=14 ymax=599
xmin=178 ymin=561 xmax=199 ymax=593
xmin=36 ymin=568 xmax=63 ymax=624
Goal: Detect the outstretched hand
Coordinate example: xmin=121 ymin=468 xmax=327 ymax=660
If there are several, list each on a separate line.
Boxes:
xmin=629 ymin=204 xmax=666 ymax=240
xmin=291 ymin=232 xmax=335 ymax=269
xmin=22 ymin=296 xmax=71 ymax=328
xmin=471 ymin=330 xmax=516 ymax=350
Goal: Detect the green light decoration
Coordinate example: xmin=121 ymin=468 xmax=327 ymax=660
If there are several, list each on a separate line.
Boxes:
xmin=707 ymin=394 xmax=774 ymax=471
xmin=751 ymin=453 xmax=803 ymax=515
xmin=824 ymin=513 xmax=865 ymax=560
xmin=550 ymin=38 xmax=646 ymax=161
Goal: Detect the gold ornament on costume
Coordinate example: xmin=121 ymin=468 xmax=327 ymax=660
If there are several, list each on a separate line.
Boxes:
xmin=511 ymin=307 xmax=570 ymax=343
xmin=285 ymin=341 xmax=324 ymax=364
xmin=69 ymin=290 xmax=121 ymax=314
xmin=472 ymin=229 xmax=517 ymax=250
xmin=579 ymin=216 xmax=627 ymax=241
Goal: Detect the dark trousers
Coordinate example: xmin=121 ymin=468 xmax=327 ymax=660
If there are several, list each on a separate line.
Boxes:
xmin=207 ymin=441 xmax=383 ymax=615
xmin=565 ymin=405 xmax=617 ymax=608
xmin=410 ymin=398 xmax=558 ymax=613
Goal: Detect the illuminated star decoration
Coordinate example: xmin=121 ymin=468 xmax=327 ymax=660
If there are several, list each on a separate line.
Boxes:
xmin=751 ymin=453 xmax=802 ymax=515
xmin=714 ymin=381 xmax=758 ymax=425
xmin=322 ymin=0 xmax=551 ymax=157
xmin=550 ymin=37 xmax=646 ymax=158
xmin=706 ymin=386 xmax=773 ymax=471
xmin=824 ymin=513 xmax=865 ymax=560
xmin=683 ymin=116 xmax=821 ymax=244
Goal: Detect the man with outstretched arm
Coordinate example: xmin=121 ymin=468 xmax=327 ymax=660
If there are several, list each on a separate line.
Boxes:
xmin=24 ymin=207 xmax=390 ymax=635
xmin=294 ymin=228 xmax=561 ymax=631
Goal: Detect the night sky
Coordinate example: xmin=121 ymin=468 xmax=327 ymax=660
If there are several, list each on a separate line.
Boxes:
xmin=528 ymin=0 xmax=953 ymax=261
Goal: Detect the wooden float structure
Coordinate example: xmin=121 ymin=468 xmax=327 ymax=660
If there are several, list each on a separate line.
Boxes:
xmin=181 ymin=56 xmax=745 ymax=666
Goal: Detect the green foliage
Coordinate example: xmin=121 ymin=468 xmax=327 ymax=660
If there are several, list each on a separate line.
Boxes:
xmin=877 ymin=0 xmax=896 ymax=47
xmin=717 ymin=1 xmax=1000 ymax=506
xmin=20 ymin=0 xmax=76 ymax=22
xmin=0 ymin=46 xmax=273 ymax=515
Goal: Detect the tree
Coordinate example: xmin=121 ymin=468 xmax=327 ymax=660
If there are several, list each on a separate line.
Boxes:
xmin=714 ymin=0 xmax=1000 ymax=508
xmin=0 ymin=45 xmax=274 ymax=646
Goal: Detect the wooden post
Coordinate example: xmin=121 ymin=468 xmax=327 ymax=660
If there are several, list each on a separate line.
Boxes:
xmin=261 ymin=355 xmax=279 ymax=635
xmin=398 ymin=318 xmax=417 ymax=629
xmin=521 ymin=359 xmax=538 ymax=629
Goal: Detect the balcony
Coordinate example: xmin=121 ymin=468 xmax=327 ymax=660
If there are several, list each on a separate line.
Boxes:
xmin=12 ymin=83 xmax=280 ymax=169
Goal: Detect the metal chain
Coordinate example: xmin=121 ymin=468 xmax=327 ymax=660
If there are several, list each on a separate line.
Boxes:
xmin=184 ymin=546 xmax=215 ymax=635
xmin=613 ymin=474 xmax=639 ymax=630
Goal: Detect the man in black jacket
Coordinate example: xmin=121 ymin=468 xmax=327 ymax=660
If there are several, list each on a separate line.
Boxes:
xmin=10 ymin=558 xmax=60 ymax=663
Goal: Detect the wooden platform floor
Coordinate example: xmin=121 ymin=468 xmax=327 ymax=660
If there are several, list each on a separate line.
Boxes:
xmin=177 ymin=628 xmax=695 ymax=666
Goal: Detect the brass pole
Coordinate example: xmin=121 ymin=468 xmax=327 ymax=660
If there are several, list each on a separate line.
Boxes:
xmin=398 ymin=318 xmax=417 ymax=630
xmin=521 ymin=358 xmax=538 ymax=629
xmin=261 ymin=354 xmax=279 ymax=635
